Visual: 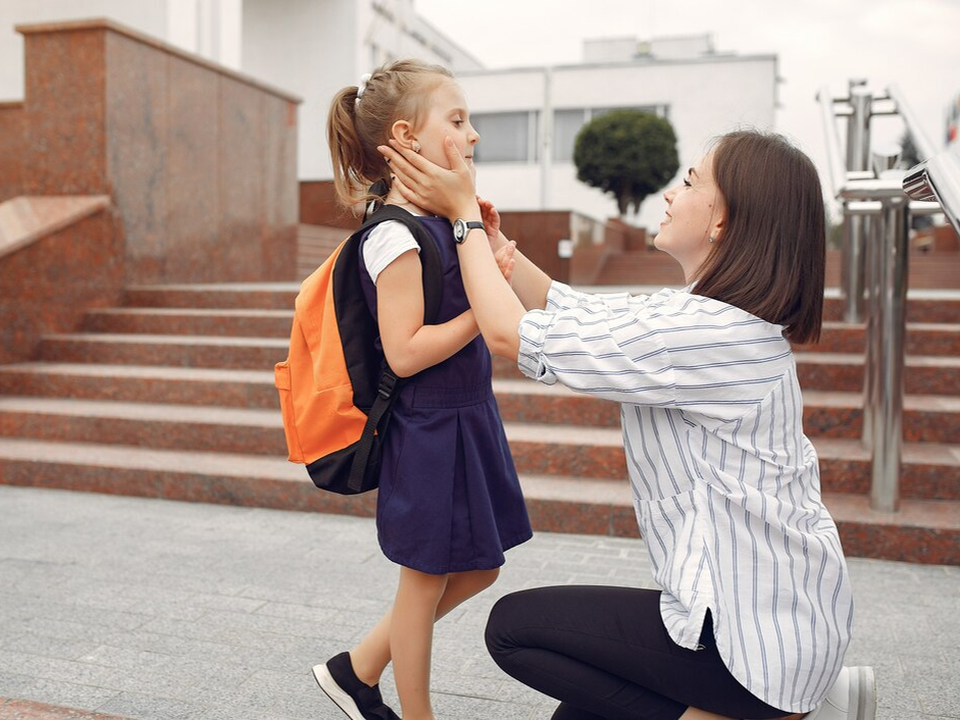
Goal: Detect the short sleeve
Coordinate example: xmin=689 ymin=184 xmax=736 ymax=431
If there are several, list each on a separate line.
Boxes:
xmin=362 ymin=221 xmax=420 ymax=283
xmin=518 ymin=287 xmax=792 ymax=418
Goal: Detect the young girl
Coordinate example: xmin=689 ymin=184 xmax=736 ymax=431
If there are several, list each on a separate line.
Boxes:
xmin=380 ymin=131 xmax=876 ymax=720
xmin=314 ymin=60 xmax=532 ymax=720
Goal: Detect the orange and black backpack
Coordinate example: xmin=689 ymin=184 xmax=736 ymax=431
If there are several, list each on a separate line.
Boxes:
xmin=274 ymin=205 xmax=442 ymax=494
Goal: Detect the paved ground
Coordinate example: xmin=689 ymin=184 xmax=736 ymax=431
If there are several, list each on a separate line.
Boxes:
xmin=0 ymin=486 xmax=957 ymax=720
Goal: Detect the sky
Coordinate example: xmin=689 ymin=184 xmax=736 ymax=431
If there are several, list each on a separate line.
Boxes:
xmin=416 ymin=0 xmax=960 ymax=193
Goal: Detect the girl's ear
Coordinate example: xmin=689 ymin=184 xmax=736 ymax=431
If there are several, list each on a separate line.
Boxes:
xmin=390 ymin=119 xmax=416 ymax=150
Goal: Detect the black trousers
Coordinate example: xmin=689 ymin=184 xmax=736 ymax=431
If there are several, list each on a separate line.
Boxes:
xmin=484 ymin=586 xmax=792 ymax=720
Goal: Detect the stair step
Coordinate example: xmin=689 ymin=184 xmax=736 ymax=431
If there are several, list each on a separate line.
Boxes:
xmin=496 ymin=380 xmax=960 ymax=443
xmin=81 ymin=309 xmax=960 ymax=357
xmin=796 ymin=352 xmax=960 ymax=395
xmin=117 ymin=283 xmax=960 ymax=324
xmin=494 ymin=352 xmax=960 ymax=395
xmin=802 ymin=321 xmax=960 ymax=356
xmin=84 ymin=308 xmax=293 ymax=338
xmin=38 ymin=333 xmax=288 ymax=370
xmin=124 ymin=284 xmax=299 ymax=310
xmin=822 ymin=294 xmax=960 ymax=324
xmin=0 ymin=363 xmax=278 ymax=408
xmin=801 ymin=390 xmax=960 ymax=444
xmin=2 ymin=399 xmax=958 ymax=500
xmin=4 ymin=367 xmax=960 ymax=443
xmin=1 ymin=437 xmax=956 ymax=564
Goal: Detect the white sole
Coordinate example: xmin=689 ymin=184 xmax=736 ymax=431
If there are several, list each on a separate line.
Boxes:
xmin=313 ymin=663 xmax=365 ymax=720
xmin=850 ymin=666 xmax=877 ymax=720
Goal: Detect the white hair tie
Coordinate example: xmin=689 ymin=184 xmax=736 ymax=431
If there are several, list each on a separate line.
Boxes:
xmin=355 ymin=73 xmax=372 ymax=105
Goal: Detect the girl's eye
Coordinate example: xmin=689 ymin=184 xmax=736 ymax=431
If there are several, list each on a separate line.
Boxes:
xmin=453 ymin=119 xmax=464 ymax=126
xmin=683 ymin=178 xmax=692 ymax=188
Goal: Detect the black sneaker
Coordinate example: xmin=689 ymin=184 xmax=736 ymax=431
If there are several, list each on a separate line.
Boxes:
xmin=312 ymin=652 xmax=400 ymax=720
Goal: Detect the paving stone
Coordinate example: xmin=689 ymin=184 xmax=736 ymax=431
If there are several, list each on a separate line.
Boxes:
xmin=0 ymin=486 xmax=957 ymax=720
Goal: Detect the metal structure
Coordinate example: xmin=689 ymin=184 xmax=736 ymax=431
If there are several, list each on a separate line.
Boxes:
xmin=817 ymin=82 xmax=950 ymax=512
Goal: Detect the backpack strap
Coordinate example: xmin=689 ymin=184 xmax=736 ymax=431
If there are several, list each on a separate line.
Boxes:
xmin=354 ymin=204 xmax=443 ymax=325
xmin=345 ymin=205 xmax=446 ymax=493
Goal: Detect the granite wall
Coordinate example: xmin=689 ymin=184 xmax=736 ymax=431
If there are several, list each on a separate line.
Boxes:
xmin=16 ymin=18 xmax=301 ymax=285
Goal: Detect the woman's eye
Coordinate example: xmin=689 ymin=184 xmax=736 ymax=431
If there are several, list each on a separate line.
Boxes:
xmin=683 ymin=178 xmax=692 ymax=188
xmin=452 ymin=118 xmax=464 ymax=126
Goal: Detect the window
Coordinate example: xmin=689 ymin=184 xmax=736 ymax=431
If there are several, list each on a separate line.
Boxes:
xmin=553 ymin=105 xmax=670 ymax=163
xmin=473 ymin=112 xmax=538 ymax=163
xmin=553 ymin=109 xmax=587 ymax=162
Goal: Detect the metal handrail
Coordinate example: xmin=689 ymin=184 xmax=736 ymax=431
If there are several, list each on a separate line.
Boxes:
xmin=817 ymin=81 xmax=951 ymax=513
xmin=887 ymin=84 xmax=937 ymax=160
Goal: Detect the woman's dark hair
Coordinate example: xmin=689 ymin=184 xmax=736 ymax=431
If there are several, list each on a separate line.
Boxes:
xmin=694 ymin=130 xmax=826 ymax=345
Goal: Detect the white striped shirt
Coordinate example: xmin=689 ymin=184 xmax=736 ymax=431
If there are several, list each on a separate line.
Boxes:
xmin=517 ymin=282 xmax=854 ymax=714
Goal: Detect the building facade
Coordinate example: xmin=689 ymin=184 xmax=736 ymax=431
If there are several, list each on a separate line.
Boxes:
xmin=460 ymin=35 xmax=779 ymax=232
xmin=1 ymin=2 xmax=777 ymax=231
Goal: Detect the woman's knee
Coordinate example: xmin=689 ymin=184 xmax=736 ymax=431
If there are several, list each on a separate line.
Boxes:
xmin=484 ymin=588 xmax=540 ymax=660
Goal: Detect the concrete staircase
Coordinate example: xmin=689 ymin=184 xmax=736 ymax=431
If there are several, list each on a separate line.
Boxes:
xmin=1 ymin=284 xmax=958 ymax=564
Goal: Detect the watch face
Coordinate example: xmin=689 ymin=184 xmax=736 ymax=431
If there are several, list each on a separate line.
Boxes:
xmin=453 ymin=219 xmax=466 ymax=243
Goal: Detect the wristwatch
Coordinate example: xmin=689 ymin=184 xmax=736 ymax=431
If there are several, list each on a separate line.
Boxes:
xmin=452 ymin=218 xmax=485 ymax=244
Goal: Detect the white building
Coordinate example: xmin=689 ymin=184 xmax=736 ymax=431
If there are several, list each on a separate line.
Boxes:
xmin=461 ymin=34 xmax=779 ymax=231
xmin=0 ymin=2 xmax=777 ymax=231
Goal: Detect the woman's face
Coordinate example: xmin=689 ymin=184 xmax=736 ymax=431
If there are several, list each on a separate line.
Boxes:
xmin=654 ymin=148 xmax=726 ymax=282
xmin=414 ymin=78 xmax=480 ymax=184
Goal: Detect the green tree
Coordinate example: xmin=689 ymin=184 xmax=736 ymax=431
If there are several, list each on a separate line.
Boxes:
xmin=573 ymin=110 xmax=680 ymax=217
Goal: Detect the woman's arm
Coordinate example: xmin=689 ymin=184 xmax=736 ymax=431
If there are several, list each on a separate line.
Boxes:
xmin=377 ymin=248 xmax=480 ymax=377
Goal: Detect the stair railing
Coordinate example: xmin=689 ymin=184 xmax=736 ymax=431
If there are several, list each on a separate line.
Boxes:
xmin=817 ymin=82 xmax=946 ymax=512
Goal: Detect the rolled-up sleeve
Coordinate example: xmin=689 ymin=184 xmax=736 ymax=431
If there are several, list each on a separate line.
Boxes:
xmin=516 ymin=282 xmax=791 ymax=415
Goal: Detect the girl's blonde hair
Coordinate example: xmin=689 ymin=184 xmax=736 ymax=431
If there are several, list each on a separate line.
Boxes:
xmin=328 ymin=59 xmax=454 ymax=208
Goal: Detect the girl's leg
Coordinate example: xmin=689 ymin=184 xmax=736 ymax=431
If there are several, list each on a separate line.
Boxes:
xmin=436 ymin=567 xmax=500 ymax=620
xmin=390 ymin=566 xmax=449 ymax=720
xmin=350 ymin=567 xmax=501 ymax=686
xmin=485 ymin=586 xmax=793 ymax=720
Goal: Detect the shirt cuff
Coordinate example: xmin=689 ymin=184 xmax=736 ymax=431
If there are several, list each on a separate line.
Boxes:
xmin=517 ymin=308 xmax=557 ymax=385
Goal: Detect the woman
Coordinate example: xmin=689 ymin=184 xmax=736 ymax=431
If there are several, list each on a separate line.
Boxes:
xmin=378 ymin=130 xmax=876 ymax=720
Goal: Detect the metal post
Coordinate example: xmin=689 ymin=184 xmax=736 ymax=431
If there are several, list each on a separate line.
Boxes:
xmin=841 ymin=86 xmax=873 ymax=323
xmin=862 ymin=147 xmax=902 ymax=450
xmin=870 ymin=195 xmax=908 ymax=512
xmin=861 ymin=210 xmax=881 ymax=450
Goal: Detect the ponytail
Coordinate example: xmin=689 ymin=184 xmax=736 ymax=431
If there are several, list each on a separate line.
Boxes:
xmin=327 ymin=85 xmax=382 ymax=208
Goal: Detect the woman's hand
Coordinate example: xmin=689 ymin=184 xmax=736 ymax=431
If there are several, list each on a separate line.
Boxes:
xmin=495 ymin=241 xmax=517 ymax=286
xmin=378 ymin=137 xmax=479 ymax=221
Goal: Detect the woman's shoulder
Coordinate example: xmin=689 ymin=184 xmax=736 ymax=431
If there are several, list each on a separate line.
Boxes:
xmin=651 ymin=287 xmax=785 ymax=332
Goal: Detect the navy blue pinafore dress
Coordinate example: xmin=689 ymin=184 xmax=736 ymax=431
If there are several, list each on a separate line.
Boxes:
xmin=358 ymin=214 xmax=533 ymax=575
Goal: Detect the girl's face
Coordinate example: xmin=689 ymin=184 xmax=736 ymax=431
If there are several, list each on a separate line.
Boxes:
xmin=654 ymin=148 xmax=727 ymax=283
xmin=408 ymin=78 xmax=480 ymax=183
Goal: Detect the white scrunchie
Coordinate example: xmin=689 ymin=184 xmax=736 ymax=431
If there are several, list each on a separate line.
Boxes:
xmin=355 ymin=73 xmax=372 ymax=105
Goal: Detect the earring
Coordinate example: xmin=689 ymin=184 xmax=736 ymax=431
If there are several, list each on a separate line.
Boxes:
xmin=412 ymin=141 xmax=421 ymax=153
xmin=708 ymin=236 xmax=716 ymax=243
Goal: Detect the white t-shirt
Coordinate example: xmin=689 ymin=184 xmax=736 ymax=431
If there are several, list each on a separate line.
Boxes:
xmin=362 ymin=218 xmax=422 ymax=284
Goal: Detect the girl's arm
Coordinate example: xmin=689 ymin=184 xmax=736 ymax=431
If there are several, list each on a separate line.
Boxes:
xmin=377 ymin=248 xmax=479 ymax=377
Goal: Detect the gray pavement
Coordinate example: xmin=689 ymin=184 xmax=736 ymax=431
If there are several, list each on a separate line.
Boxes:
xmin=0 ymin=485 xmax=958 ymax=720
